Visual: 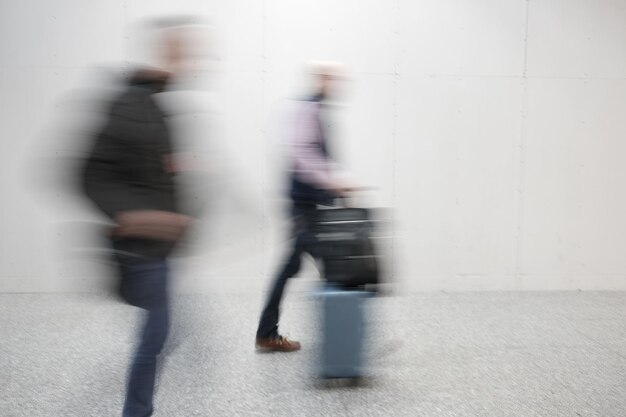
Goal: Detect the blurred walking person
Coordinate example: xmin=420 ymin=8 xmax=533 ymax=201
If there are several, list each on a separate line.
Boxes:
xmin=81 ymin=17 xmax=208 ymax=417
xmin=255 ymin=62 xmax=353 ymax=352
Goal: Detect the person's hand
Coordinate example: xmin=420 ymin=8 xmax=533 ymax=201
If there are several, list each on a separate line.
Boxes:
xmin=330 ymin=186 xmax=350 ymax=197
xmin=329 ymin=182 xmax=367 ymax=197
xmin=114 ymin=210 xmax=192 ymax=242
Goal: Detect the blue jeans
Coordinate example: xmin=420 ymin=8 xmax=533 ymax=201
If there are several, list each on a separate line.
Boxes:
xmin=256 ymin=204 xmax=320 ymax=339
xmin=117 ymin=256 xmax=169 ymax=417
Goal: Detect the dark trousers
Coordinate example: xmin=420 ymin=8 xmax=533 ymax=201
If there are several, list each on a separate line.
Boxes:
xmin=116 ymin=256 xmax=170 ymax=417
xmin=257 ymin=204 xmax=320 ymax=339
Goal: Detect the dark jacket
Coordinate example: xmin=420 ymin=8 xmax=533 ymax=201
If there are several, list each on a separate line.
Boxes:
xmin=81 ymin=71 xmax=179 ymax=258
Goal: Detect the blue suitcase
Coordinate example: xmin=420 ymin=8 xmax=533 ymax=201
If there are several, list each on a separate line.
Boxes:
xmin=318 ymin=286 xmax=369 ymax=380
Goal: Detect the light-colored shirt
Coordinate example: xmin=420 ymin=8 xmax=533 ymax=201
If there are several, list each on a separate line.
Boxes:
xmin=289 ymin=100 xmax=340 ymax=190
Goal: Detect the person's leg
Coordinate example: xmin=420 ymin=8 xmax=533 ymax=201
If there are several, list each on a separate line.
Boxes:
xmin=256 ymin=204 xmax=318 ymax=344
xmin=120 ymin=258 xmax=169 ymax=417
xmin=256 ymin=244 xmax=304 ymax=339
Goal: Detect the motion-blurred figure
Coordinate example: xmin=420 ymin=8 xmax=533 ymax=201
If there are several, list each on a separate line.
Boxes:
xmin=255 ymin=62 xmax=354 ymax=352
xmin=80 ymin=17 xmax=207 ymax=417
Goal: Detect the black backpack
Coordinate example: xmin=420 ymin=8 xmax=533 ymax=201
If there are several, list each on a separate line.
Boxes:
xmin=313 ymin=207 xmax=379 ymax=290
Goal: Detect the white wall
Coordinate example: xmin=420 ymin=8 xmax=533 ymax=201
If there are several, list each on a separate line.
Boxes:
xmin=1 ymin=0 xmax=625 ymax=292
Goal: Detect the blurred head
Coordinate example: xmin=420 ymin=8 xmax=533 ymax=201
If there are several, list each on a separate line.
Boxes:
xmin=306 ymin=61 xmax=346 ymax=100
xmin=129 ymin=16 xmax=213 ymax=76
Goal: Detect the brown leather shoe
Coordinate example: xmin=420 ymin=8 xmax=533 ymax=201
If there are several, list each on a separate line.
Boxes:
xmin=255 ymin=336 xmax=301 ymax=352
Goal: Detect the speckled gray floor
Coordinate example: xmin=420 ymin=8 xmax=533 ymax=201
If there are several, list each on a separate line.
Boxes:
xmin=1 ymin=290 xmax=625 ymax=417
